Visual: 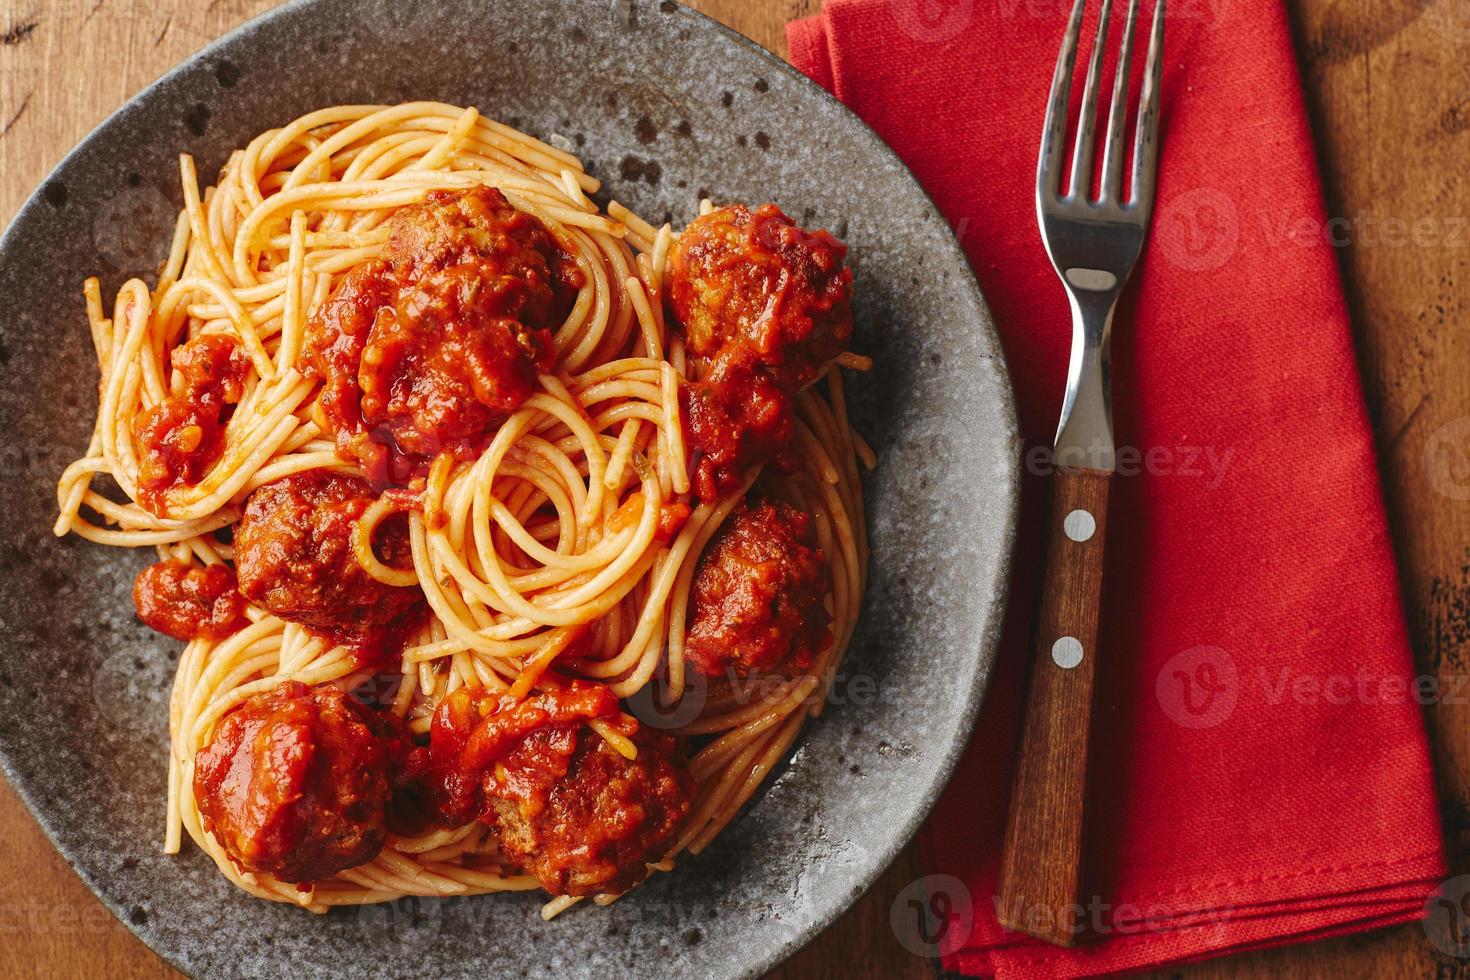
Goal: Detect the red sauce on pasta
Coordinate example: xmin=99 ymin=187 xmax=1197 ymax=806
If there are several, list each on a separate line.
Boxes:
xmin=133 ymin=334 xmax=251 ymax=515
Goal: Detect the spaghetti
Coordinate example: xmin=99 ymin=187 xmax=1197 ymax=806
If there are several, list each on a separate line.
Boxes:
xmin=52 ymin=102 xmax=869 ymax=917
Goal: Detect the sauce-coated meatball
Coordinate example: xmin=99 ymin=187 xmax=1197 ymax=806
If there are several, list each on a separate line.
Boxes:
xmin=133 ymin=559 xmax=247 ymax=641
xmin=234 ymin=470 xmax=424 ymax=658
xmin=667 ymin=203 xmax=852 ymax=390
xmin=426 ymin=684 xmax=693 ymax=896
xmin=490 ymin=727 xmax=691 ymax=897
xmin=193 ymin=682 xmax=397 ymax=883
xmin=666 ymin=205 xmax=854 ymax=500
xmin=304 ymin=186 xmax=582 ymax=482
xmin=685 ymin=498 xmax=832 ymax=677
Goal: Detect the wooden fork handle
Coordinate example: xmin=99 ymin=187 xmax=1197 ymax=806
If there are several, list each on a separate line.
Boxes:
xmin=997 ymin=464 xmax=1112 ymax=946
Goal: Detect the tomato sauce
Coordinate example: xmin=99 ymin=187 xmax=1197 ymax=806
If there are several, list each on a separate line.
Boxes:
xmin=132 ymin=558 xmax=248 ymax=641
xmin=133 ymin=334 xmax=250 ymax=515
xmin=604 ymin=492 xmax=693 ymax=543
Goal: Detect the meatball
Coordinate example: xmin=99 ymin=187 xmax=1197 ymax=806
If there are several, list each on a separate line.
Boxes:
xmin=193 ymin=682 xmax=396 ymax=883
xmin=133 ymin=559 xmax=247 ymax=641
xmin=378 ymin=185 xmax=580 ymax=295
xmin=303 ymin=185 xmax=583 ymax=481
xmin=234 ymin=470 xmax=425 ymax=658
xmin=134 ymin=334 xmax=251 ymax=514
xmin=426 ymin=682 xmax=623 ymax=827
xmin=491 ymin=728 xmax=692 ymax=897
xmin=667 ymin=203 xmax=852 ymax=390
xmin=666 ymin=205 xmax=855 ymax=501
xmin=426 ymin=684 xmax=694 ymax=896
xmin=358 ymin=261 xmax=553 ymax=456
xmin=685 ymin=498 xmax=832 ymax=677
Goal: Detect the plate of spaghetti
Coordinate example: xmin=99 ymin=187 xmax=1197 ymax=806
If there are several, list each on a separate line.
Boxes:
xmin=0 ymin=1 xmax=1018 ymax=977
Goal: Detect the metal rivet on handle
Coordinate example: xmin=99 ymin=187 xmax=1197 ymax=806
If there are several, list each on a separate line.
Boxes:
xmin=1052 ymin=636 xmax=1084 ymax=669
xmin=1063 ymin=508 xmax=1096 ymax=542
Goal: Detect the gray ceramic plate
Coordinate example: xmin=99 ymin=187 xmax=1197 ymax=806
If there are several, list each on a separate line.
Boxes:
xmin=0 ymin=1 xmax=1018 ymax=976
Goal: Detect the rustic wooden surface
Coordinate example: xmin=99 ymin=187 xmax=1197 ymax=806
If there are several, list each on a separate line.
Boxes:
xmin=0 ymin=1 xmax=1465 ymax=978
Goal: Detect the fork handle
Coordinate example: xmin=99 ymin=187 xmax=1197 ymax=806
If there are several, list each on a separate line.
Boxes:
xmin=997 ymin=463 xmax=1112 ymax=946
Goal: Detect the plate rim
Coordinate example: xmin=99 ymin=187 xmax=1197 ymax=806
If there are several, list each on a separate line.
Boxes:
xmin=0 ymin=1 xmax=1022 ymax=976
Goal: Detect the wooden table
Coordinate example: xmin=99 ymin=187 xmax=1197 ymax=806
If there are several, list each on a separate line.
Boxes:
xmin=1 ymin=1 xmax=1464 ymax=977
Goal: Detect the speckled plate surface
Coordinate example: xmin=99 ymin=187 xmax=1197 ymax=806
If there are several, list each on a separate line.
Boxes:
xmin=0 ymin=1 xmax=1018 ymax=976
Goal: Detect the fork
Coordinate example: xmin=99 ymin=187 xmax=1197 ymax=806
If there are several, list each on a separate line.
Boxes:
xmin=996 ymin=0 xmax=1165 ymax=947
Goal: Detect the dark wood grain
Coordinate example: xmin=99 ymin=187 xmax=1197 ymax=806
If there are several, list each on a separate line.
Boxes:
xmin=998 ymin=466 xmax=1111 ymax=946
xmin=0 ymin=1 xmax=1464 ymax=979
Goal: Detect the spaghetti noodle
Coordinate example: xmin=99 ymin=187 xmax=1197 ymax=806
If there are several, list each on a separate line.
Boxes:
xmin=52 ymin=102 xmax=869 ymax=917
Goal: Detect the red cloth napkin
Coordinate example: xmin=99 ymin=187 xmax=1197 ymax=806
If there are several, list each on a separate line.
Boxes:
xmin=788 ymin=1 xmax=1446 ymax=976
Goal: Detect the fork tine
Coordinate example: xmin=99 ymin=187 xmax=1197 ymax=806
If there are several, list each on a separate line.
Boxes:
xmin=1130 ymin=0 xmax=1166 ymax=211
xmin=1068 ymin=0 xmax=1116 ymax=201
xmin=1099 ymin=0 xmax=1141 ymax=204
xmin=1037 ymin=0 xmax=1089 ymax=200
